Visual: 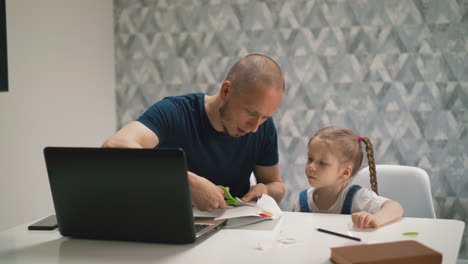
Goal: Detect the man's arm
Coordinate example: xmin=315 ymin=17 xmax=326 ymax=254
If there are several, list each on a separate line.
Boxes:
xmin=102 ymin=121 xmax=226 ymax=211
xmin=101 ymin=121 xmax=159 ymax=148
xmin=188 ymin=172 xmax=227 ymax=211
xmin=241 ymin=164 xmax=285 ymax=204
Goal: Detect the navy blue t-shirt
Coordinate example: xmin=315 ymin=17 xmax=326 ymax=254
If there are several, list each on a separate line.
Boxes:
xmin=136 ymin=93 xmax=279 ymax=197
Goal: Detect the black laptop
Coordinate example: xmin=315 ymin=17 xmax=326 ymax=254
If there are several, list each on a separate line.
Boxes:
xmin=43 ymin=147 xmax=226 ymax=244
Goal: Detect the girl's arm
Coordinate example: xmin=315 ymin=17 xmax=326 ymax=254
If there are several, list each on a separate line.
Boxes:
xmin=352 ymin=200 xmax=404 ymax=228
xmin=374 ymin=200 xmax=404 ymax=226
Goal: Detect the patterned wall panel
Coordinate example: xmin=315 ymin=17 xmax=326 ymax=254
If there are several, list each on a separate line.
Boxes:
xmin=114 ymin=0 xmax=468 ymax=259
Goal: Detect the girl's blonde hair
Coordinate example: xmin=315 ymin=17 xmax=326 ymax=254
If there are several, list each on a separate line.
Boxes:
xmin=310 ymin=126 xmax=378 ymax=194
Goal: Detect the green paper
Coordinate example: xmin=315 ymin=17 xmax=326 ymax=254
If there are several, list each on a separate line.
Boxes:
xmin=402 ymin=232 xmax=419 ymax=236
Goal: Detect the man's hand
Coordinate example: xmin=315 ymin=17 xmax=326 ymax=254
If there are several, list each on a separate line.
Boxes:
xmin=351 ymin=211 xmax=381 ymax=228
xmin=189 ymin=173 xmax=226 ymax=211
xmin=240 ymin=183 xmax=269 ymax=202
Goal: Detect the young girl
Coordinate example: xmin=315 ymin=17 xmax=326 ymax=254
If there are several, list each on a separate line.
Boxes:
xmin=293 ymin=126 xmax=404 ymax=228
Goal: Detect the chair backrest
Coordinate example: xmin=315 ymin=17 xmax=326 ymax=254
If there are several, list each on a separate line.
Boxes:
xmin=350 ymin=165 xmax=436 ymax=218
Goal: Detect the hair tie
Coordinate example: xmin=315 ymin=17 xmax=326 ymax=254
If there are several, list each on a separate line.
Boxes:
xmin=358 ymin=136 xmax=363 ymax=142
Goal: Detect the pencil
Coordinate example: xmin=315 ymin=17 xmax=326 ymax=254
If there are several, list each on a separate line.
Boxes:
xmin=316 ymin=228 xmax=361 ymax=242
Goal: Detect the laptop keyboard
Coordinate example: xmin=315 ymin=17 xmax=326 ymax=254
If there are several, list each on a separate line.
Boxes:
xmin=194 ymin=224 xmax=210 ymax=232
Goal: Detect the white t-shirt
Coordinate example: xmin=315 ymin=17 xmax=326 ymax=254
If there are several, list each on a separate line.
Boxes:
xmin=293 ymin=183 xmax=389 ymax=214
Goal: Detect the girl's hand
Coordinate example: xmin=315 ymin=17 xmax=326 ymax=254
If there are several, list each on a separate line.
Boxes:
xmin=351 ymin=211 xmax=381 ymax=228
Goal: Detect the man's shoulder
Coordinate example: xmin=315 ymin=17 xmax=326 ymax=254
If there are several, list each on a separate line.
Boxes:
xmin=156 ymin=93 xmax=205 ymax=112
xmin=257 ymin=117 xmax=277 ymax=134
xmin=164 ymin=93 xmax=204 ymax=103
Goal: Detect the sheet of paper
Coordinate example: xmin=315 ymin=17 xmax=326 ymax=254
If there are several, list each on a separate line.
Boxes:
xmin=214 ymin=194 xmax=284 ymax=220
xmin=256 ymin=194 xmax=283 ymax=219
xmin=224 ymin=217 xmax=272 ymax=229
xmin=215 ymin=205 xmax=265 ymax=220
xmin=235 ymin=198 xmax=256 ymax=207
xmin=225 ymin=217 xmax=282 ymax=230
xmin=192 ymin=207 xmax=222 ymax=218
xmin=191 ymin=194 xmax=283 ymax=230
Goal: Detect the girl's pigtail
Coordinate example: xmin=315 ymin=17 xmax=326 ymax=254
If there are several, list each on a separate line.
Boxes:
xmin=361 ymin=136 xmax=378 ymax=194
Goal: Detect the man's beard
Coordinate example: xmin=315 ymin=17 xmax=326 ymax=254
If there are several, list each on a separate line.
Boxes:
xmin=219 ymin=104 xmax=240 ymax=138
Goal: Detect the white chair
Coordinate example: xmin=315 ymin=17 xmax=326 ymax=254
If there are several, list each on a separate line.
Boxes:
xmin=351 ymin=165 xmax=436 ymax=218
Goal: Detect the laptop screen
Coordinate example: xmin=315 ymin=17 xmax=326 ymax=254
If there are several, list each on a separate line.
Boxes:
xmin=44 ymin=147 xmax=199 ymax=243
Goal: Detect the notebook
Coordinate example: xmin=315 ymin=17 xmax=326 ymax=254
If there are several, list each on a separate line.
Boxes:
xmin=330 ymin=240 xmax=442 ymax=264
xmin=43 ymin=147 xmax=226 ymax=244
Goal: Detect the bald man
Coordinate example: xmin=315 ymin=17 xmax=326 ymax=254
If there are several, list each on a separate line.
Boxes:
xmin=102 ymin=54 xmax=286 ymax=211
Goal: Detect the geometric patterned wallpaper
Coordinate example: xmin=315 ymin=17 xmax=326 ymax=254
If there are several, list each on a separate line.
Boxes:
xmin=114 ymin=0 xmax=468 ymax=259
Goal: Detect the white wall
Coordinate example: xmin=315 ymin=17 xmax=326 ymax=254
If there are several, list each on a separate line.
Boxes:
xmin=0 ymin=0 xmax=116 ymax=231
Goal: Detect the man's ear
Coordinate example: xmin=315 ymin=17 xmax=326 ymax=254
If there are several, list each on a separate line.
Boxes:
xmin=220 ymin=81 xmax=232 ymax=99
xmin=340 ymin=164 xmax=353 ymax=181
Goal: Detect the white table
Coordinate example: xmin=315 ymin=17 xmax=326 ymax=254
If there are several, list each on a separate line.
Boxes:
xmin=0 ymin=212 xmax=464 ymax=264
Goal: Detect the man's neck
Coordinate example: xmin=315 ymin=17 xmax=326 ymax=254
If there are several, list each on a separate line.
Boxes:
xmin=204 ymin=94 xmax=223 ymax=132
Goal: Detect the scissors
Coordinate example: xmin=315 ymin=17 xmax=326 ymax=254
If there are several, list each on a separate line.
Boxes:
xmin=217 ymin=185 xmax=240 ymax=206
